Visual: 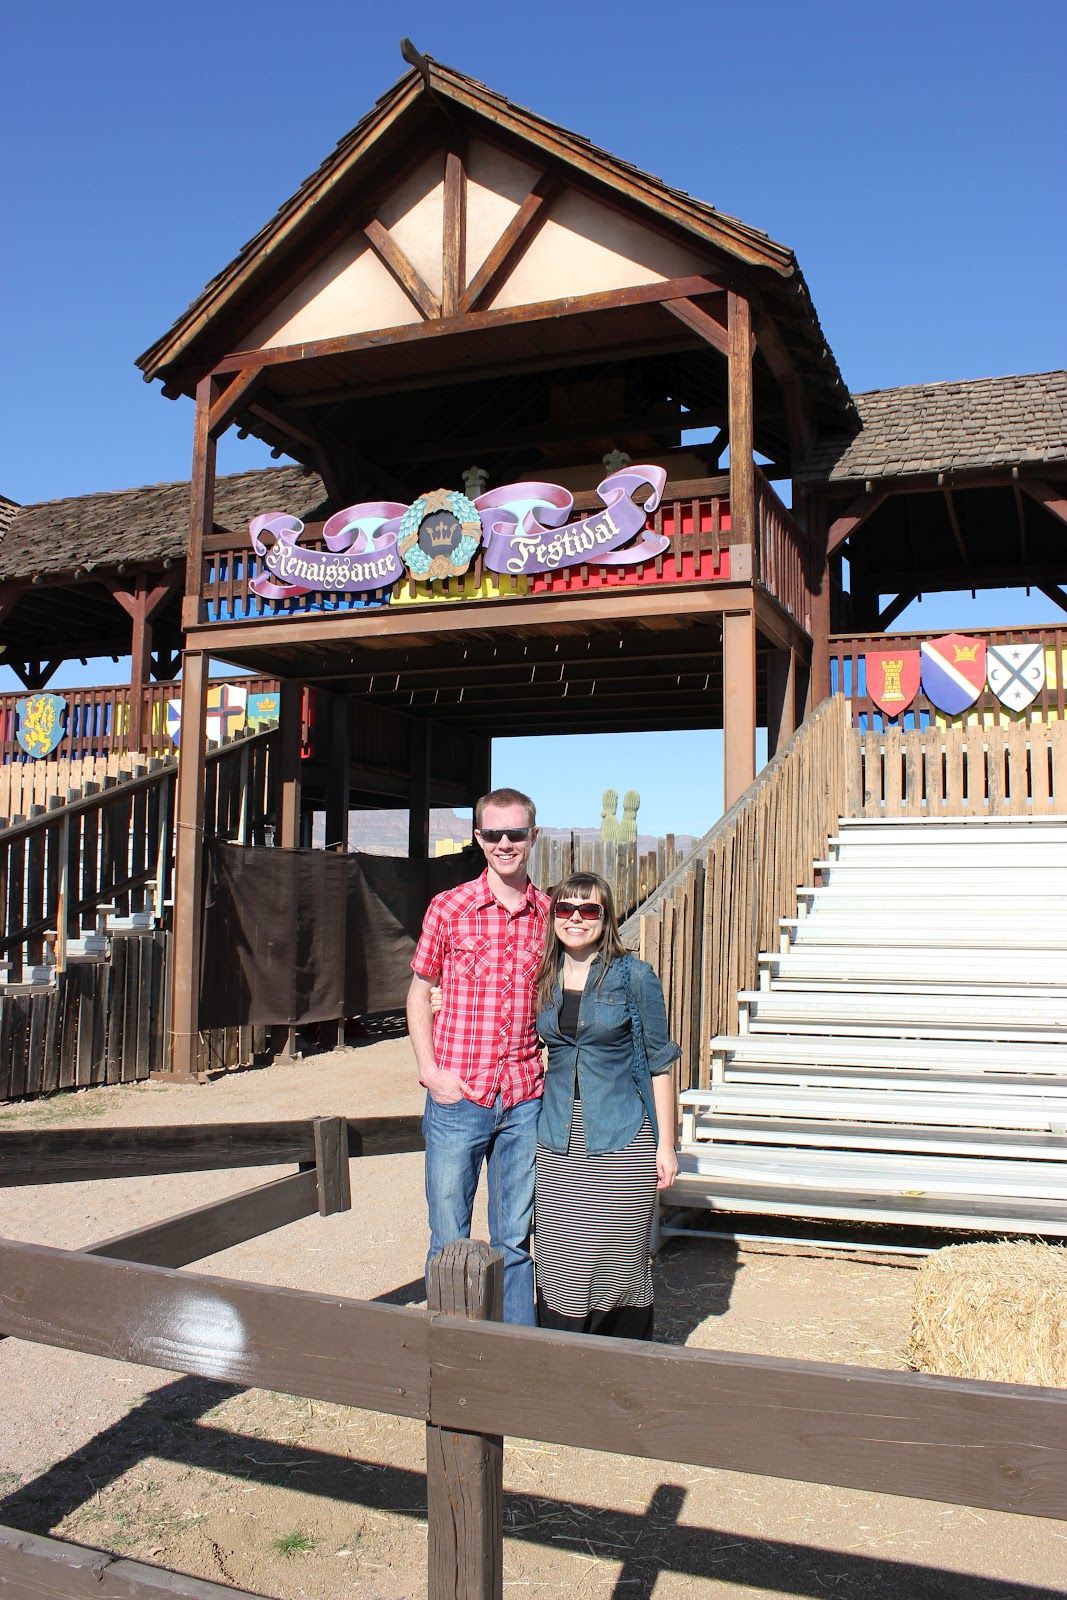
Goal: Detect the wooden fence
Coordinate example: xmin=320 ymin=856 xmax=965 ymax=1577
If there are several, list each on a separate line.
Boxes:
xmin=626 ymin=695 xmax=851 ymax=1088
xmin=0 ymin=729 xmax=277 ymax=1098
xmin=849 ymin=722 xmax=1067 ymax=817
xmin=529 ymin=831 xmax=683 ymax=918
xmin=756 ymin=468 xmax=810 ymax=630
xmin=0 ymin=1211 xmax=1062 ymax=1600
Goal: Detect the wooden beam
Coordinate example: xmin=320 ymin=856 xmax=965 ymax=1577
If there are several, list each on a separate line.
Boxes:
xmin=942 ymin=487 xmax=968 ymax=562
xmin=460 ymin=171 xmax=561 ymax=313
xmin=753 ymin=310 xmax=813 ymax=464
xmin=214 ymin=275 xmax=724 ymax=374
xmin=1013 ymin=482 xmax=1029 ymax=561
xmin=184 ymin=375 xmax=219 ymax=627
xmin=408 ymin=719 xmax=431 ymax=859
xmin=723 ymin=607 xmax=756 ymax=807
xmin=826 ymin=489 xmax=888 ymax=556
xmin=1037 ymin=583 xmax=1067 ymax=619
xmin=877 ymin=591 xmax=918 ymax=630
xmin=167 ymin=649 xmax=209 ymax=1081
xmin=0 ymin=1524 xmax=265 ymax=1600
xmin=278 ymin=679 xmax=303 ymax=850
xmin=365 ymin=217 xmax=441 ymax=320
xmin=88 ymin=1170 xmax=321 ymax=1269
xmin=765 ymin=648 xmax=796 ymax=758
xmin=0 ymin=582 xmax=26 ymax=626
xmin=663 ymin=296 xmax=729 ymax=358
xmin=1022 ymin=478 xmax=1067 ymax=528
xmin=208 ymin=366 xmax=264 ymax=438
xmin=727 ymin=292 xmax=755 ymax=549
xmin=442 ymin=145 xmax=466 ymax=319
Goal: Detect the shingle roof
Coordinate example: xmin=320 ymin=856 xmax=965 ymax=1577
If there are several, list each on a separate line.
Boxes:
xmin=0 ymin=466 xmax=326 ymax=581
xmin=798 ymin=370 xmax=1067 ymax=485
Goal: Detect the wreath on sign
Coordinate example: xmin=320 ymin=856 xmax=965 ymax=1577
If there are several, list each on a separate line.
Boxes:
xmin=398 ymin=488 xmax=483 ymax=580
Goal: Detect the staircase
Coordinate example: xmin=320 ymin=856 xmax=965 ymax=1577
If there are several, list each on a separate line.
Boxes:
xmin=664 ymin=815 xmax=1067 ymax=1242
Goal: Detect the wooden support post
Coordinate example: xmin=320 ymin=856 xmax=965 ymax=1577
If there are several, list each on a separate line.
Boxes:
xmin=183 ymin=376 xmax=219 ymax=630
xmin=324 ymin=693 xmax=351 ymax=852
xmin=278 ymin=680 xmax=303 ymax=850
xmin=409 ymin=719 xmax=432 ymax=859
xmin=311 ymin=1116 xmax=352 ymax=1216
xmin=808 ymin=500 xmax=831 ymax=708
xmin=728 ymin=291 xmax=755 ymax=554
xmin=166 ymin=650 xmax=209 ymax=1082
xmin=471 ymin=733 xmax=492 ymax=809
xmin=723 ymin=608 xmax=757 ymax=808
xmin=427 ymin=1240 xmax=504 ymax=1600
xmin=128 ymin=580 xmax=150 ymax=754
xmin=766 ymin=648 xmax=797 ymax=757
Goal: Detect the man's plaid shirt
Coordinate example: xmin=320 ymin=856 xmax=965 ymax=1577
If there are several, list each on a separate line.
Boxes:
xmin=411 ymin=870 xmax=550 ymax=1107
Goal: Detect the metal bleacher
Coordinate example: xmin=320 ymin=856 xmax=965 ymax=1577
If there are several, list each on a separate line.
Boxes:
xmin=661 ymin=816 xmax=1067 ymax=1247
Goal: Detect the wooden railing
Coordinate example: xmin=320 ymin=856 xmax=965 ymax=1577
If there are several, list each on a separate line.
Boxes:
xmin=849 ymin=722 xmax=1067 ymax=817
xmin=623 ymin=695 xmax=851 ymax=1087
xmin=756 ymin=467 xmax=810 ymax=629
xmin=0 ymin=1222 xmax=1061 ymax=1600
xmin=0 ymin=676 xmax=279 ymax=764
xmin=831 ymin=626 xmax=1067 ymax=729
xmin=199 ymin=478 xmax=738 ymax=620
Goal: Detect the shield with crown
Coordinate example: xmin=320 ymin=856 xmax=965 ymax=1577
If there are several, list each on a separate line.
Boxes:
xmin=920 ymin=633 xmax=987 ymax=715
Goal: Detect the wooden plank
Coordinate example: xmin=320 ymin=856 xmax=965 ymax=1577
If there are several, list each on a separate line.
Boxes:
xmin=121 ymin=935 xmax=140 ymax=1084
xmin=135 ymin=934 xmax=154 ymax=1080
xmin=0 ymin=1523 xmax=271 ymax=1599
xmin=25 ymin=988 xmax=46 ymax=1097
xmin=8 ymin=994 xmax=29 ymax=1101
xmin=429 ymin=1319 xmax=1067 ymax=1521
xmin=311 ymin=1115 xmax=351 ymax=1216
xmin=0 ymin=1121 xmax=318 ymax=1185
xmin=75 ymin=965 xmax=96 ymax=1087
xmin=1052 ymin=719 xmax=1067 ymax=809
xmin=105 ymin=934 xmax=126 ymax=1085
xmin=88 ymin=1169 xmax=321 ymax=1269
xmin=1030 ymin=722 xmax=1053 ymax=814
xmin=0 ymin=1238 xmax=431 ymax=1417
xmin=426 ymin=1240 xmax=504 ymax=1600
xmin=460 ymin=170 xmax=561 ymax=313
xmin=441 ymin=146 xmax=466 ymax=320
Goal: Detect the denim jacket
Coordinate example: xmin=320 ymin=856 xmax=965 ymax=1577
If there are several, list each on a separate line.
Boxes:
xmin=536 ymin=953 xmax=681 ymax=1155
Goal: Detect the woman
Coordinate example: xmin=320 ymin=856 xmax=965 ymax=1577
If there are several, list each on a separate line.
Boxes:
xmin=533 ymin=872 xmax=679 ymax=1339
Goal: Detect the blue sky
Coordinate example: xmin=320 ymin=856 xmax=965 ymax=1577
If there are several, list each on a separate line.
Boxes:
xmin=3 ymin=1 xmax=1065 ymax=834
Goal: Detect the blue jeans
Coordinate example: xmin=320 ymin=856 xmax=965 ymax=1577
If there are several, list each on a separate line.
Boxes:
xmin=423 ymin=1091 xmax=539 ymax=1326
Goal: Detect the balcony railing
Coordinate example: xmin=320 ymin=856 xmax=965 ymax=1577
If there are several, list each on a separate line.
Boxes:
xmin=831 ymin=625 xmax=1067 ymax=729
xmin=755 ymin=468 xmax=810 ymax=631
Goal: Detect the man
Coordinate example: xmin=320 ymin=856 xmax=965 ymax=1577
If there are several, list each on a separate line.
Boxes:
xmin=407 ymin=788 xmax=548 ymax=1324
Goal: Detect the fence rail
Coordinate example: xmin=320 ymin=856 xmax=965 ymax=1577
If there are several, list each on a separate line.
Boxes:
xmin=849 ymin=721 xmax=1067 ymax=817
xmin=831 ymin=625 xmax=1067 ymax=729
xmin=530 ymin=831 xmax=684 ymax=917
xmin=627 ymin=695 xmax=851 ymax=1087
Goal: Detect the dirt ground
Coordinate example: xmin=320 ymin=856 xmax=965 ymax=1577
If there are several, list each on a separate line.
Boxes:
xmin=0 ymin=1033 xmax=1064 ymax=1600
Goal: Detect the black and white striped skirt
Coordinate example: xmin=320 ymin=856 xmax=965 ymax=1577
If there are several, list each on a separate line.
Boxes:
xmin=534 ymin=1103 xmax=656 ymax=1335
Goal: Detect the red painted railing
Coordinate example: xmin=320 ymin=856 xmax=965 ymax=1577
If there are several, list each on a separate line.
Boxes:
xmin=831 ymin=626 xmax=1067 ymax=728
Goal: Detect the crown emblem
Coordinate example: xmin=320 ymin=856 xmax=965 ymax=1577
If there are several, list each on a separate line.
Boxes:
xmin=953 ymin=644 xmax=979 ymax=662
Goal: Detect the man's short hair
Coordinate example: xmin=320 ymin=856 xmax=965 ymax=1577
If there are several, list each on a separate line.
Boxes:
xmin=474 ymin=788 xmax=537 ymax=830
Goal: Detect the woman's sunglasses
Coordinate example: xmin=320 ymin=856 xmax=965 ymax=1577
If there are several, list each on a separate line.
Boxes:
xmin=477 ymin=827 xmax=533 ymax=843
xmin=554 ymin=901 xmax=605 ymax=922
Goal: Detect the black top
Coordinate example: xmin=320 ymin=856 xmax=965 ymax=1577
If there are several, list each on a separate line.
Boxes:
xmin=558 ymin=987 xmax=582 ymax=1040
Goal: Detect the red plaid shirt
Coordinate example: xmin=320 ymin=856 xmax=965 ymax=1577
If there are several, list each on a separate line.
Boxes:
xmin=411 ymin=871 xmax=549 ymax=1107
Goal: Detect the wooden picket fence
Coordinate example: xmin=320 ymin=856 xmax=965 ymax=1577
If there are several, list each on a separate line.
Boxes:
xmin=849 ymin=721 xmax=1067 ymax=817
xmin=530 ymin=831 xmax=682 ymax=918
xmin=627 ymin=694 xmax=851 ymax=1088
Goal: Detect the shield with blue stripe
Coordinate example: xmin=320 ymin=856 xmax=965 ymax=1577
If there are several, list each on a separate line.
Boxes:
xmin=920 ymin=633 xmax=986 ymax=715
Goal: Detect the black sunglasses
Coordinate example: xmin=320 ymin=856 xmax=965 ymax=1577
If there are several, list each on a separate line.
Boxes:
xmin=477 ymin=826 xmax=533 ymax=843
xmin=554 ymin=900 xmax=605 ymax=922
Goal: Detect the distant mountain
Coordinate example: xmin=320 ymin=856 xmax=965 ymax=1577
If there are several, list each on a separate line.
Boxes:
xmin=310 ymin=808 xmax=693 ymax=859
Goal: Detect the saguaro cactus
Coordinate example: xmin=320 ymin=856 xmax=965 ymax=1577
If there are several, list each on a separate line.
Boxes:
xmin=600 ymin=788 xmax=619 ymax=842
xmin=619 ymin=789 xmax=640 ymax=843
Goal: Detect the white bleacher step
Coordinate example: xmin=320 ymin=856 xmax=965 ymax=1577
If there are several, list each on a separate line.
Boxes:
xmin=759 ymin=950 xmax=1067 ymax=990
xmin=672 ymin=1143 xmax=1067 ymax=1202
xmin=709 ymin=1033 xmax=1067 ymax=1077
xmin=739 ymin=989 xmax=1067 ymax=1033
xmin=661 ymin=1169 xmax=1067 ymax=1236
xmin=780 ymin=920 xmax=1067 ymax=952
xmin=680 ymin=1116 xmax=1067 ymax=1162
xmin=825 ymin=842 xmax=1067 ymax=863
xmin=679 ymin=1084 xmax=1067 ymax=1135
xmin=715 ymin=1064 xmax=1067 ymax=1098
xmin=797 ymin=884 xmax=1067 ymax=906
xmin=835 ymin=816 xmax=1067 ymax=831
xmin=815 ymin=863 xmax=1067 ymax=883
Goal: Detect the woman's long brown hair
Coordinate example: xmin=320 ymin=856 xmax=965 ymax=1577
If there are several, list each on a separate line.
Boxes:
xmin=535 ymin=872 xmax=626 ymax=1016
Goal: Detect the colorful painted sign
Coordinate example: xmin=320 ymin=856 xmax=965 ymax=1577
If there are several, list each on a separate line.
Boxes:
xmin=166 ymin=699 xmax=182 ymax=747
xmin=16 ymin=693 xmax=67 ymax=757
xmin=920 ymin=633 xmax=986 ymax=715
xmin=247 ymin=465 xmax=669 ymax=601
xmin=986 ymin=643 xmax=1045 ymax=712
xmin=865 ymin=650 xmax=920 ymax=718
xmin=207 ymin=684 xmax=246 ymax=744
xmin=246 ymin=692 xmax=281 ymax=730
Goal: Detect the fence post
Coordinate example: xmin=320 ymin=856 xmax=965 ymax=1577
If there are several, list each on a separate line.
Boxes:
xmin=311 ymin=1116 xmax=352 ymax=1216
xmin=426 ymin=1239 xmax=504 ymax=1600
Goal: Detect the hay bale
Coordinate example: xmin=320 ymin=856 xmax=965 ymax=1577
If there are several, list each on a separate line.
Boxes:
xmin=908 ymin=1241 xmax=1067 ymax=1387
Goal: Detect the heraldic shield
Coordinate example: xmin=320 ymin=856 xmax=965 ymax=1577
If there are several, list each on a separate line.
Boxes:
xmin=987 ymin=642 xmax=1045 ymax=712
xmin=16 ymin=693 xmax=67 ymax=758
xmin=920 ymin=633 xmax=986 ymax=715
xmin=865 ymin=650 xmax=920 ymax=717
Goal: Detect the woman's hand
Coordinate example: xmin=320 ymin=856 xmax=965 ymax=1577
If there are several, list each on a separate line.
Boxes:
xmin=429 ymin=985 xmax=443 ymax=1015
xmin=656 ymin=1142 xmax=679 ymax=1190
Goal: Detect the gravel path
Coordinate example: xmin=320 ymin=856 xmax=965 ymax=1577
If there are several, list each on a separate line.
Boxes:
xmin=1 ymin=1039 xmax=1063 ymax=1599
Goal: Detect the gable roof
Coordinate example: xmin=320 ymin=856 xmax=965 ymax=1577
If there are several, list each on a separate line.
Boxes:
xmin=0 ymin=466 xmax=326 ymax=581
xmin=799 ymin=370 xmax=1067 ymax=486
xmin=136 ymin=56 xmax=852 ymax=427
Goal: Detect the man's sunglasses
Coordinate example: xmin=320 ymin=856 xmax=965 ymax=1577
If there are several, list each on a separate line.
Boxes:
xmin=477 ymin=827 xmax=533 ymax=843
xmin=554 ymin=901 xmax=605 ymax=922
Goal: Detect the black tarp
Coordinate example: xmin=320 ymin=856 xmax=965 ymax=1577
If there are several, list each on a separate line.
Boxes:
xmin=199 ymin=841 xmax=481 ymax=1028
